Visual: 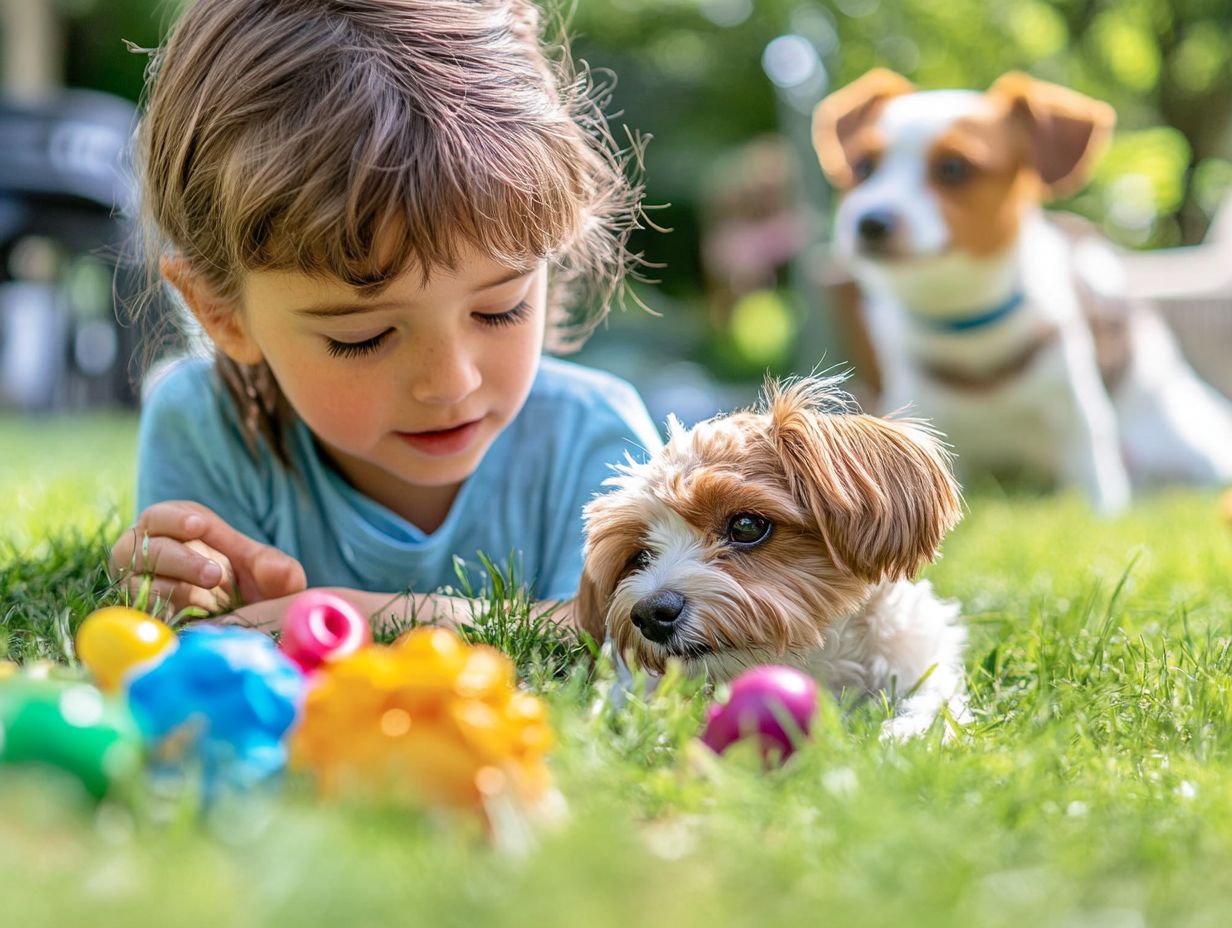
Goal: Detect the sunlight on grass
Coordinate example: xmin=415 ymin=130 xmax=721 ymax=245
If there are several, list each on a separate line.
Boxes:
xmin=2 ymin=413 xmax=1232 ymax=927
xmin=0 ymin=414 xmax=137 ymax=552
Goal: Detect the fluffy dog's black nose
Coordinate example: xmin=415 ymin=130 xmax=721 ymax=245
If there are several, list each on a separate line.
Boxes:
xmin=630 ymin=591 xmax=686 ymax=643
xmin=857 ymin=209 xmax=896 ymax=243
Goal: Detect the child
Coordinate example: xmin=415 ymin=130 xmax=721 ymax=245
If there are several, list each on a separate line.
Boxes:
xmin=109 ymin=0 xmax=662 ymax=632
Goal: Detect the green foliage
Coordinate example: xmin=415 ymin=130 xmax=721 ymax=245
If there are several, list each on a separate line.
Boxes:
xmin=0 ymin=413 xmax=137 ymax=554
xmin=0 ymin=525 xmax=121 ymax=664
xmin=45 ymin=0 xmax=1232 ymax=375
xmin=445 ymin=551 xmax=592 ymax=688
xmin=42 ymin=0 xmax=1232 ymax=295
xmin=565 ymin=0 xmax=1232 ymax=259
xmin=4 ymin=413 xmax=1232 ymax=927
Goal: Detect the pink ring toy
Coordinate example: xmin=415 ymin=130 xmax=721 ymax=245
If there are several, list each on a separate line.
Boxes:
xmin=279 ymin=590 xmax=371 ymax=672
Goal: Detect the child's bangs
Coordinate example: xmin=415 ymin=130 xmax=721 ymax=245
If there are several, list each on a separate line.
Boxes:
xmin=231 ymin=103 xmax=589 ymax=292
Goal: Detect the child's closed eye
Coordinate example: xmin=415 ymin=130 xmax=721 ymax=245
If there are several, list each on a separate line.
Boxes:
xmin=325 ymin=329 xmax=394 ymax=359
xmin=474 ymin=300 xmax=531 ymax=328
xmin=324 ymin=300 xmax=532 ymax=359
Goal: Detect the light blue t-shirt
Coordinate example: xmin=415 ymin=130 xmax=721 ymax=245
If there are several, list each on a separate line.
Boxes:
xmin=136 ymin=356 xmax=662 ymax=601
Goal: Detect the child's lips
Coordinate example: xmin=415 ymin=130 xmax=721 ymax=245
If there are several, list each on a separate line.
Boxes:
xmin=396 ymin=419 xmax=482 ymax=457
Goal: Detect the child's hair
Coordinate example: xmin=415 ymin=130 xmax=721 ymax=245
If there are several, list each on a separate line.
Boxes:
xmin=134 ymin=0 xmax=646 ymax=458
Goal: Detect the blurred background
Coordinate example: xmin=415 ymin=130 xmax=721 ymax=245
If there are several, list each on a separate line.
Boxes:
xmin=2 ymin=0 xmax=1231 ymax=425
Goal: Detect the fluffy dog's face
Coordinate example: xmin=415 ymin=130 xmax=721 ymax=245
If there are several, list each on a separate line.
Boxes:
xmin=577 ymin=378 xmax=962 ymax=678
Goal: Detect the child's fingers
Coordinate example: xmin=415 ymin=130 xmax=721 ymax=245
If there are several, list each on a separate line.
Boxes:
xmin=133 ymin=501 xmax=217 ymax=542
xmin=250 ymin=547 xmax=308 ymax=601
xmin=195 ymin=520 xmax=306 ymax=604
xmin=117 ymin=501 xmax=304 ymax=607
xmin=122 ymin=574 xmax=229 ymax=617
xmin=111 ymin=502 xmax=221 ymax=579
xmin=182 ymin=539 xmax=235 ymax=588
xmin=109 ymin=532 xmax=137 ymax=579
xmin=113 ymin=535 xmax=228 ymax=588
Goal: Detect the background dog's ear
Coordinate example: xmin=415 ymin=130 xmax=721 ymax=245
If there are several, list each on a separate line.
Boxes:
xmin=770 ymin=382 xmax=962 ymax=581
xmin=813 ymin=68 xmax=916 ymax=188
xmin=989 ymin=71 xmax=1115 ymax=200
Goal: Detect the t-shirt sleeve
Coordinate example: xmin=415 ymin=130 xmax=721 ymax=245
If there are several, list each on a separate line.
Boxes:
xmin=535 ymin=377 xmax=663 ymax=601
xmin=135 ymin=358 xmax=275 ymax=544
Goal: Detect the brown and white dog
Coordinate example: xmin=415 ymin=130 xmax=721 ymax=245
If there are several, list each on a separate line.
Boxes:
xmin=814 ymin=69 xmax=1232 ymax=513
xmin=577 ymin=377 xmax=968 ymax=739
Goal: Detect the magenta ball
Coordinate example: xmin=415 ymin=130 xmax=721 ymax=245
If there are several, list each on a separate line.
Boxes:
xmin=700 ymin=665 xmax=818 ymax=762
xmin=278 ymin=591 xmax=371 ymax=672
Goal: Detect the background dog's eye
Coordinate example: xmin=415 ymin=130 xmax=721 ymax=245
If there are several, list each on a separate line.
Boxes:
xmin=627 ymin=549 xmax=652 ymax=571
xmin=935 ymin=155 xmax=972 ymax=185
xmin=727 ymin=513 xmax=772 ymax=546
xmin=853 ymin=154 xmax=877 ymax=182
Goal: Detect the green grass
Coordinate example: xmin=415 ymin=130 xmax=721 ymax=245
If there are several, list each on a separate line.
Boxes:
xmin=3 ymin=414 xmax=1232 ymax=927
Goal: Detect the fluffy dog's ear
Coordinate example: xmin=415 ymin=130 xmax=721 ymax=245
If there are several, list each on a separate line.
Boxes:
xmin=575 ymin=492 xmax=637 ymax=648
xmin=573 ymin=568 xmax=609 ymax=649
xmin=769 ymin=380 xmax=962 ymax=581
xmin=813 ymin=68 xmax=915 ymax=188
xmin=988 ymin=72 xmax=1115 ymax=200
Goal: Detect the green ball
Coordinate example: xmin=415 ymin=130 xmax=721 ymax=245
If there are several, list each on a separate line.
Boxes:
xmin=0 ymin=679 xmax=142 ymax=801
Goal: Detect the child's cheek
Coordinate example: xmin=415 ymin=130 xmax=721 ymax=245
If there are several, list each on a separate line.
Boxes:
xmin=489 ymin=323 xmax=543 ymax=407
xmin=279 ymin=357 xmax=388 ymax=447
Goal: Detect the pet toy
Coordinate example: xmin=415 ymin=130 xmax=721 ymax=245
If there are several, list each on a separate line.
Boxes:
xmin=126 ymin=625 xmax=305 ymax=792
xmin=701 ymin=665 xmax=818 ymax=763
xmin=291 ymin=626 xmax=556 ymax=819
xmin=76 ymin=606 xmax=176 ymax=691
xmin=0 ymin=677 xmax=141 ymax=800
xmin=278 ymin=590 xmax=371 ymax=672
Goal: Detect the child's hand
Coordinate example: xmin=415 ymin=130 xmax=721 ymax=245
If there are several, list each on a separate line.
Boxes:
xmin=110 ymin=501 xmax=307 ymax=616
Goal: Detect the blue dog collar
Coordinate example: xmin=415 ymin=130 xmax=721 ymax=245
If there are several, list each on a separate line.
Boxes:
xmin=911 ymin=290 xmax=1026 ymax=333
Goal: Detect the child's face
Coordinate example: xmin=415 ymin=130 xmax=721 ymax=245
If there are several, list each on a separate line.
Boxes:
xmin=238 ymin=245 xmax=547 ymax=504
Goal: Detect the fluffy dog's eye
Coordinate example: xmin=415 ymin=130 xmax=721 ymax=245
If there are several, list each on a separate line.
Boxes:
xmin=935 ymin=155 xmax=971 ymax=185
xmin=726 ymin=513 xmax=772 ymax=546
xmin=626 ymin=549 xmax=652 ymax=571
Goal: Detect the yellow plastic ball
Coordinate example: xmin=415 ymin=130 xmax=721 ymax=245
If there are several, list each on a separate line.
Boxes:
xmin=76 ymin=607 xmax=177 ymax=691
xmin=292 ymin=627 xmax=555 ymax=818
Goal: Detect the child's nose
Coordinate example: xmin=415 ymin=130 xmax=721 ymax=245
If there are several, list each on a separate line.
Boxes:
xmin=410 ymin=342 xmax=482 ymax=405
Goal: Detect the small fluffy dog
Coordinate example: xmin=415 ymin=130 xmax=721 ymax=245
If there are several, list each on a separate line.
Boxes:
xmin=814 ymin=69 xmax=1232 ymax=514
xmin=577 ymin=377 xmax=969 ymax=738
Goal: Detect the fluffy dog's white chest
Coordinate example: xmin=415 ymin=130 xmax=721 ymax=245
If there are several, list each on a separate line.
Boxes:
xmin=807 ymin=579 xmax=965 ymax=703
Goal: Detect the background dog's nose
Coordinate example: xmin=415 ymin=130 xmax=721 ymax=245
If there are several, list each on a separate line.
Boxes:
xmin=630 ymin=590 xmax=686 ymax=643
xmin=857 ymin=209 xmax=896 ymax=243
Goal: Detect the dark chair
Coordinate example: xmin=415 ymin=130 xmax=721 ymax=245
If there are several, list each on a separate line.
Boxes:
xmin=0 ymin=88 xmax=157 ymax=410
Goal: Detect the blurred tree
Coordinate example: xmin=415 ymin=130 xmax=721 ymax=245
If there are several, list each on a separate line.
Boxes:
xmin=28 ymin=0 xmax=1232 ymax=290
xmin=569 ymin=0 xmax=1232 ymax=267
xmin=61 ymin=0 xmax=166 ymax=102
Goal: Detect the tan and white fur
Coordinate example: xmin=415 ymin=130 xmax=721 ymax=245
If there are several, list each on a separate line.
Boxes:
xmin=577 ymin=377 xmax=968 ymax=739
xmin=815 ymin=69 xmax=1232 ymax=514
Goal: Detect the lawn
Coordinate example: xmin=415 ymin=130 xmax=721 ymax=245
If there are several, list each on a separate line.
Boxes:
xmin=2 ymin=413 xmax=1231 ymax=928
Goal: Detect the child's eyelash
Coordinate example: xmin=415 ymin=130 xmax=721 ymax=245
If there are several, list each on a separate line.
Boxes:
xmin=325 ymin=329 xmax=393 ymax=359
xmin=323 ymin=301 xmax=530 ymax=359
xmin=476 ymin=300 xmax=531 ymax=327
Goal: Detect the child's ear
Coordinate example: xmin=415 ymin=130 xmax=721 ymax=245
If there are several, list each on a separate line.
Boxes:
xmin=160 ymin=255 xmax=264 ymax=366
xmin=769 ymin=380 xmax=963 ymax=581
xmin=988 ymin=71 xmax=1116 ymax=200
xmin=813 ymin=68 xmax=915 ymax=189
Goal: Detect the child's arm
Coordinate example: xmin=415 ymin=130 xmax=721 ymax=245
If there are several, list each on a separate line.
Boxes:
xmin=110 ymin=500 xmax=307 ymax=616
xmin=220 ymin=588 xmax=578 ymax=637
xmin=111 ymin=499 xmax=582 ymax=636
